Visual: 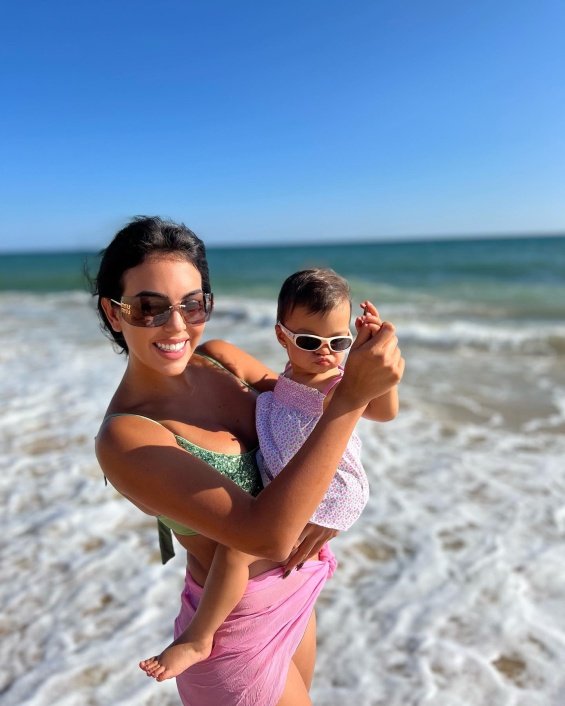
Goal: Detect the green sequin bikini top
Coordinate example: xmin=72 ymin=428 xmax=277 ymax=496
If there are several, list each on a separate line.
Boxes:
xmin=103 ymin=354 xmax=262 ymax=563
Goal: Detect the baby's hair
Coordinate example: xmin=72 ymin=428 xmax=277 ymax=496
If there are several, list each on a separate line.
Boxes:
xmin=277 ymin=268 xmax=352 ymax=324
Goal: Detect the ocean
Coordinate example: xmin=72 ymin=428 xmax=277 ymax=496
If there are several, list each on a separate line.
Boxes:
xmin=1 ymin=235 xmax=564 ymax=705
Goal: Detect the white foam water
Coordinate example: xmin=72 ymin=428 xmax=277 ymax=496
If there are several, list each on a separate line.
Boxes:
xmin=1 ymin=293 xmax=565 ymax=705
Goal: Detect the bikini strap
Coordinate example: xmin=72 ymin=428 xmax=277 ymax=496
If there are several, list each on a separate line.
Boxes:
xmin=99 ymin=412 xmax=184 ymax=565
xmin=100 ymin=413 xmax=166 ymax=487
xmin=197 ymin=352 xmax=257 ymax=391
xmin=102 ymin=412 xmax=164 ymax=426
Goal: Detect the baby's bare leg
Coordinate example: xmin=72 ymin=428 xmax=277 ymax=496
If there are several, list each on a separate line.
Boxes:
xmin=139 ymin=545 xmax=255 ymax=681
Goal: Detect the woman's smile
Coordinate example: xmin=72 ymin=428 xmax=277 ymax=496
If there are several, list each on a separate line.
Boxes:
xmin=154 ymin=339 xmax=189 ymax=358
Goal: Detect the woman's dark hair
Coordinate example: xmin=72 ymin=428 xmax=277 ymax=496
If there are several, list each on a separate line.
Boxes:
xmin=91 ymin=216 xmax=211 ymax=353
xmin=276 ymin=268 xmax=351 ymax=324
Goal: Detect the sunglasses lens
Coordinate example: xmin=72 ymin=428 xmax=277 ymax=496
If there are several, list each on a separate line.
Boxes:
xmin=330 ymin=337 xmax=353 ymax=351
xmin=180 ymin=294 xmax=210 ymax=324
xmin=293 ymin=334 xmax=352 ymax=352
xmin=295 ymin=335 xmax=322 ymax=351
xmin=121 ymin=296 xmax=169 ymax=326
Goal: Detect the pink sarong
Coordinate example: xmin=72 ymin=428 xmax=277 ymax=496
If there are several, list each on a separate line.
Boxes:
xmin=174 ymin=545 xmax=337 ymax=706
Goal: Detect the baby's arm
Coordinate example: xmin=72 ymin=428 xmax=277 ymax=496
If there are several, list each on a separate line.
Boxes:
xmin=140 ymin=545 xmax=256 ymax=681
xmin=357 ymin=301 xmax=400 ymax=422
xmin=197 ymin=339 xmax=278 ymax=392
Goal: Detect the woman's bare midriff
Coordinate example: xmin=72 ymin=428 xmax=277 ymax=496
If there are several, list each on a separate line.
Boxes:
xmin=176 ymin=533 xmax=319 ymax=587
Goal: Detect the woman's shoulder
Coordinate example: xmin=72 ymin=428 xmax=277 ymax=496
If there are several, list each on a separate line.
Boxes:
xmin=95 ymin=410 xmax=188 ymax=503
xmin=196 ymin=340 xmax=278 ymax=393
xmin=96 ymin=410 xmax=177 ymax=456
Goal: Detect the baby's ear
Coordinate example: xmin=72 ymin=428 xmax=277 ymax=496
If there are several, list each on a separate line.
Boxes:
xmin=274 ymin=323 xmax=287 ymax=348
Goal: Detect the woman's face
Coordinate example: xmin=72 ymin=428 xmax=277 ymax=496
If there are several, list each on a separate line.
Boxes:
xmin=103 ymin=255 xmax=207 ymax=376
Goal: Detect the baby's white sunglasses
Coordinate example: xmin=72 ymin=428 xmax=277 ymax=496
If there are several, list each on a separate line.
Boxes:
xmin=277 ymin=321 xmax=353 ymax=352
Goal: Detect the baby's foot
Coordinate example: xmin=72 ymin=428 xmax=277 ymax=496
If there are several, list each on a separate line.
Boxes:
xmin=139 ymin=637 xmax=213 ymax=681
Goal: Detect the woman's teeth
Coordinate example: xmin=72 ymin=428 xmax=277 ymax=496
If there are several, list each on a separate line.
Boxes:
xmin=155 ymin=341 xmax=186 ymax=352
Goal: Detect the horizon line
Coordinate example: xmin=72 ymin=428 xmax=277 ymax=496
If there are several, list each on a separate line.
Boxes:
xmin=0 ymin=229 xmax=564 ymax=255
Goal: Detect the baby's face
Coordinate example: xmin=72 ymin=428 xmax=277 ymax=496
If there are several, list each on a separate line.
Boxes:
xmin=277 ymin=300 xmax=352 ymax=377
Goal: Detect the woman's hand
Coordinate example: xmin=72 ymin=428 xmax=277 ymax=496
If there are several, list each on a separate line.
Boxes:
xmin=282 ymin=523 xmax=338 ymax=576
xmin=338 ymin=316 xmax=404 ymax=409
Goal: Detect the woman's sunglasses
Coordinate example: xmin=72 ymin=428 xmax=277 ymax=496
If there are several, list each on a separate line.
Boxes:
xmin=110 ymin=291 xmax=213 ymax=327
xmin=277 ymin=321 xmax=353 ymax=352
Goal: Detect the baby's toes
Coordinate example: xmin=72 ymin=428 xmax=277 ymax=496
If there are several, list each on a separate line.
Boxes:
xmin=153 ymin=665 xmax=167 ymax=680
xmin=149 ymin=662 xmax=164 ymax=675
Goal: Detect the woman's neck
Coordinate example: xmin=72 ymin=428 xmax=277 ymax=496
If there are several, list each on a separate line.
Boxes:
xmin=110 ymin=358 xmax=197 ymax=415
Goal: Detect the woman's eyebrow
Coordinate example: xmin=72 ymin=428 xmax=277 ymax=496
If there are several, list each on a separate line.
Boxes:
xmin=132 ymin=289 xmax=204 ymax=298
xmin=133 ymin=290 xmax=165 ymax=297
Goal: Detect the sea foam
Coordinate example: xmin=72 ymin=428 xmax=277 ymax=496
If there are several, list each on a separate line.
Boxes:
xmin=1 ymin=291 xmax=564 ymax=705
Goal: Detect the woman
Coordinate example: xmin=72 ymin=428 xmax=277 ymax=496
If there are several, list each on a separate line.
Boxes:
xmin=93 ymin=216 xmax=404 ymax=705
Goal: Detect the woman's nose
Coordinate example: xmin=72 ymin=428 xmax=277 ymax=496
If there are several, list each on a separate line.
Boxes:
xmin=164 ymin=307 xmax=187 ymax=331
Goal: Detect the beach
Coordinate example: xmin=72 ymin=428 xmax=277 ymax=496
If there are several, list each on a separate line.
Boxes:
xmin=1 ymin=236 xmax=565 ymax=705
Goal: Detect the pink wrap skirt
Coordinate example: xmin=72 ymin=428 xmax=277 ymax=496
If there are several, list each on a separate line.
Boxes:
xmin=174 ymin=545 xmax=337 ymax=705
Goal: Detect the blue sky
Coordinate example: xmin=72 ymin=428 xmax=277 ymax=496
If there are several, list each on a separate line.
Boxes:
xmin=0 ymin=0 xmax=564 ymax=251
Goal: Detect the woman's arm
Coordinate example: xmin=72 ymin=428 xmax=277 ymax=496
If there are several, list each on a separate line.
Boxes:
xmin=97 ymin=321 xmax=403 ymax=561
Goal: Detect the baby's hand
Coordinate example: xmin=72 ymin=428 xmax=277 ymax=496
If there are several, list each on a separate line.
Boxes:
xmin=355 ymin=300 xmax=382 ymax=335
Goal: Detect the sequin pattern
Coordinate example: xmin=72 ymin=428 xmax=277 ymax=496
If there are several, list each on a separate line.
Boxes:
xmin=174 ymin=435 xmax=263 ymax=496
